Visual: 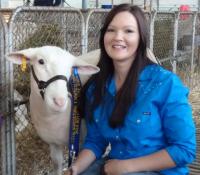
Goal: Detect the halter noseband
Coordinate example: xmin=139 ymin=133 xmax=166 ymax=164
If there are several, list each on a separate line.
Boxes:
xmin=31 ymin=66 xmax=70 ymax=99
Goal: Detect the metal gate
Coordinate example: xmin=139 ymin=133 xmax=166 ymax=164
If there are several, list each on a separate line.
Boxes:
xmin=0 ymin=6 xmax=200 ymax=175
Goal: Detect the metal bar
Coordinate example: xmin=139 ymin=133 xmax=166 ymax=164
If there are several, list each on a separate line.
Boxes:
xmin=7 ymin=8 xmax=15 ymax=174
xmin=190 ymin=12 xmax=197 ymax=87
xmin=149 ymin=11 xmax=156 ymax=50
xmin=144 ymin=0 xmax=147 ymax=10
xmin=84 ymin=9 xmax=94 ymax=53
xmin=0 ymin=11 xmax=15 ymax=175
xmin=95 ymin=0 xmax=99 ymax=8
xmin=198 ymin=0 xmax=200 ymax=11
xmin=150 ymin=0 xmax=153 ymax=11
xmin=82 ymin=0 xmax=87 ymax=9
xmin=131 ymin=0 xmax=134 ymax=5
xmin=0 ymin=13 xmax=7 ymax=175
xmin=159 ymin=51 xmax=192 ymax=63
xmin=172 ymin=12 xmax=179 ymax=73
xmin=81 ymin=10 xmax=87 ymax=54
xmin=157 ymin=0 xmax=159 ymax=11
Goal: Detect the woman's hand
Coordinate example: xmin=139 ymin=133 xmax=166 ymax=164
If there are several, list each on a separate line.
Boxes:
xmin=64 ymin=165 xmax=78 ymax=175
xmin=64 ymin=149 xmax=96 ymax=175
xmin=102 ymin=159 xmax=127 ymax=175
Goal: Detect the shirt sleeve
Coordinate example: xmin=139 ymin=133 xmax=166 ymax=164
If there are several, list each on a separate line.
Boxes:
xmin=161 ymin=74 xmax=196 ymax=166
xmin=82 ymin=84 xmax=108 ymax=159
xmin=82 ymin=120 xmax=108 ymax=159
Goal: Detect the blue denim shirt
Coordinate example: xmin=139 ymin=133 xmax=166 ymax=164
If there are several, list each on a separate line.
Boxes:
xmin=83 ymin=64 xmax=196 ymax=175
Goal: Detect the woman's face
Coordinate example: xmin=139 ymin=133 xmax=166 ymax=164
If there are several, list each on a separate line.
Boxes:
xmin=104 ymin=11 xmax=140 ymax=64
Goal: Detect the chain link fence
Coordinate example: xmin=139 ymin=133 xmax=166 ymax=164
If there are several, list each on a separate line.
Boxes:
xmin=153 ymin=12 xmax=174 ymax=68
xmin=86 ymin=9 xmax=109 ymax=52
xmin=0 ymin=6 xmax=199 ymax=175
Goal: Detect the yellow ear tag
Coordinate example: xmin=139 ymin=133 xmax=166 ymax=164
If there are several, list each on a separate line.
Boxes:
xmin=21 ymin=56 xmax=27 ymax=72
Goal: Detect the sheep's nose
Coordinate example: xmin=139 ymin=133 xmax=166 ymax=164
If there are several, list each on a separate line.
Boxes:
xmin=53 ymin=97 xmax=65 ymax=107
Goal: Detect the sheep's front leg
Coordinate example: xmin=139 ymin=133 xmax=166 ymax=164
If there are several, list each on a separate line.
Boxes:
xmin=49 ymin=144 xmax=64 ymax=175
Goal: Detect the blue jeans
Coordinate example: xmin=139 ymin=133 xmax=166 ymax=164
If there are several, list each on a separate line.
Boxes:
xmin=80 ymin=157 xmax=160 ymax=175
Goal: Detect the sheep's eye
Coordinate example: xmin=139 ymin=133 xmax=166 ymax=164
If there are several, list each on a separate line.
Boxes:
xmin=38 ymin=59 xmax=45 ymax=65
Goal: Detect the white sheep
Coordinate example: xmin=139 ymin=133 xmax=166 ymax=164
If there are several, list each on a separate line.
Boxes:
xmin=7 ymin=46 xmax=100 ymax=175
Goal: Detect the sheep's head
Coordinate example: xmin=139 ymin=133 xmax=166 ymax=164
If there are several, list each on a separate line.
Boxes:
xmin=7 ymin=46 xmax=100 ymax=112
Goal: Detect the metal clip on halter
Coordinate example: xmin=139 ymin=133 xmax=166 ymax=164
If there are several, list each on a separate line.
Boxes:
xmin=70 ymin=144 xmax=76 ymax=164
xmin=38 ymin=81 xmax=47 ymax=99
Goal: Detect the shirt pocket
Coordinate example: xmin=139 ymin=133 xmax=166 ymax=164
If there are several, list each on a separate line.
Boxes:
xmin=128 ymin=112 xmax=152 ymax=126
xmin=126 ymin=106 xmax=153 ymax=127
xmin=124 ymin=109 xmax=156 ymax=147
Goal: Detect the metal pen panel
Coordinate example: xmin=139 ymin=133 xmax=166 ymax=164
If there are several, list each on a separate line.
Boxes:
xmin=0 ymin=12 xmax=10 ymax=175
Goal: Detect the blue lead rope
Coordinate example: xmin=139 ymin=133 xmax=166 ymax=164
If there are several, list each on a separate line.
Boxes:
xmin=68 ymin=67 xmax=82 ymax=167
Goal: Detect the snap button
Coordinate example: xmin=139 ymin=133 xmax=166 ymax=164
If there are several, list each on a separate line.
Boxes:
xmin=136 ymin=119 xmax=141 ymax=123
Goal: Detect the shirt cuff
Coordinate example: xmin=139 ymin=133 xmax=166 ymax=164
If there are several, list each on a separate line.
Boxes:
xmin=82 ymin=143 xmax=104 ymax=159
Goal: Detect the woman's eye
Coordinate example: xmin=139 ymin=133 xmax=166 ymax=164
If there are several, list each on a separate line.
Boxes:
xmin=106 ymin=28 xmax=114 ymax=32
xmin=125 ymin=29 xmax=134 ymax=33
xmin=38 ymin=59 xmax=45 ymax=65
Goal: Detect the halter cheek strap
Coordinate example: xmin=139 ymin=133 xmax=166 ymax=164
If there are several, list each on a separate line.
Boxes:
xmin=31 ymin=66 xmax=69 ymax=99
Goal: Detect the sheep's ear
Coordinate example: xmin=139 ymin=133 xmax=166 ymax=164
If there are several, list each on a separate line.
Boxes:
xmin=6 ymin=48 xmax=37 ymax=65
xmin=76 ymin=65 xmax=100 ymax=75
xmin=77 ymin=49 xmax=100 ymax=65
xmin=73 ymin=59 xmax=100 ymax=75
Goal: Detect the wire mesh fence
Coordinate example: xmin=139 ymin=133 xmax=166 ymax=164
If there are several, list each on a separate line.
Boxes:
xmin=86 ymin=9 xmax=109 ymax=52
xmin=153 ymin=13 xmax=175 ymax=65
xmin=0 ymin=6 xmax=199 ymax=175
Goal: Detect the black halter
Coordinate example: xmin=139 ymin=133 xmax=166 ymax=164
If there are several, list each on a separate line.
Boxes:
xmin=31 ymin=66 xmax=70 ymax=99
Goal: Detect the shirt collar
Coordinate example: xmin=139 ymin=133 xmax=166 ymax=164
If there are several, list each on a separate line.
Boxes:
xmin=106 ymin=76 xmax=116 ymax=96
xmin=138 ymin=64 xmax=158 ymax=81
xmin=105 ymin=64 xmax=158 ymax=96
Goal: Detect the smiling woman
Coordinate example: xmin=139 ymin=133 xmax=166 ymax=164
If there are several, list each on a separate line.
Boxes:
xmin=65 ymin=3 xmax=196 ymax=175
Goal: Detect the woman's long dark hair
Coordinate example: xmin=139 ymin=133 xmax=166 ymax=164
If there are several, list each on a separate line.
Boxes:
xmin=80 ymin=4 xmax=154 ymax=128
